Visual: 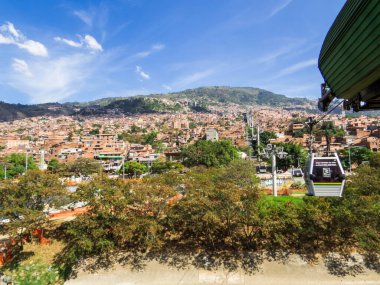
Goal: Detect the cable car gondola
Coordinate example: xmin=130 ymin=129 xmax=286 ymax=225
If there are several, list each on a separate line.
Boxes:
xmin=305 ymin=152 xmax=345 ymax=197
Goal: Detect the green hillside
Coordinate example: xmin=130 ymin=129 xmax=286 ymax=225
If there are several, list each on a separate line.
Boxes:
xmin=0 ymin=86 xmax=316 ymax=121
xmin=78 ymin=97 xmax=182 ymax=115
xmin=155 ymin=86 xmax=312 ymax=107
xmin=0 ymin=101 xmax=75 ymax=122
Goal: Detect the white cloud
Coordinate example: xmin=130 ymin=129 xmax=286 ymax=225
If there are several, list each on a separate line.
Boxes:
xmin=12 ymin=58 xmax=33 ymax=78
xmin=152 ymin=43 xmax=165 ymax=51
xmin=73 ymin=10 xmax=93 ymax=27
xmin=135 ymin=66 xmax=150 ymax=80
xmin=0 ymin=22 xmax=48 ymax=57
xmin=133 ymin=43 xmax=165 ymax=59
xmin=8 ymin=54 xmax=93 ymax=103
xmin=17 ymin=40 xmax=48 ymax=57
xmin=84 ymin=35 xmax=103 ymax=52
xmin=134 ymin=51 xmax=150 ymax=58
xmin=173 ymin=69 xmax=215 ymax=88
xmin=6 ymin=22 xmax=20 ymax=39
xmin=270 ymin=0 xmax=292 ymax=17
xmin=0 ymin=33 xmax=14 ymax=44
xmin=257 ymin=42 xmax=303 ymax=64
xmin=54 ymin=36 xmax=82 ymax=48
xmin=276 ymin=59 xmax=317 ymax=78
xmin=54 ymin=34 xmax=103 ymax=52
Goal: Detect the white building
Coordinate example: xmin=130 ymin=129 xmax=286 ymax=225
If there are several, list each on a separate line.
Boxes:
xmin=206 ymin=128 xmax=219 ymax=141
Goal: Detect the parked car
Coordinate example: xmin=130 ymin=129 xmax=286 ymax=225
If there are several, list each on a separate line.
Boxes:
xmin=292 ymin=168 xmax=304 ymax=177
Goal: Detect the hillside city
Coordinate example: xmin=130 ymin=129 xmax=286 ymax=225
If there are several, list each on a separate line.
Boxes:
xmin=1 ymin=102 xmax=378 ymax=177
xmin=1 ymin=0 xmax=380 ymax=284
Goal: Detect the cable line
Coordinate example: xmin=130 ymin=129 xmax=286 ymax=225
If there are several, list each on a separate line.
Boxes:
xmin=313 ymin=100 xmax=344 ymax=125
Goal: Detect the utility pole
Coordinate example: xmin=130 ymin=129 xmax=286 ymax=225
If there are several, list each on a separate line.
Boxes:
xmin=257 ymin=124 xmax=260 ymax=148
xmin=265 ymin=144 xmax=287 ymax=197
xmin=122 ymin=157 xmax=125 ymax=179
xmin=25 ymin=149 xmax=28 ymax=172
xmin=250 ymin=116 xmax=254 ymax=143
xmin=257 ymin=124 xmax=260 ymax=161
xmin=306 ymin=117 xmax=315 ymax=155
xmin=272 ymin=152 xmax=277 ymax=197
xmin=347 ymin=138 xmax=353 ymax=173
xmin=348 ymin=146 xmax=352 ymax=173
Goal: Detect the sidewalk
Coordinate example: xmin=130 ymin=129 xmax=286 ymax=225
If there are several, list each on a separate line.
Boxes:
xmin=65 ymin=256 xmax=380 ymax=285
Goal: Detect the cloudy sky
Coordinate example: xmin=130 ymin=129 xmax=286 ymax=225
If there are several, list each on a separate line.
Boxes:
xmin=0 ymin=0 xmax=345 ymax=104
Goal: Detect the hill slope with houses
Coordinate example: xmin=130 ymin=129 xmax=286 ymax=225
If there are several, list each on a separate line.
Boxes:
xmin=0 ymin=86 xmax=315 ymax=121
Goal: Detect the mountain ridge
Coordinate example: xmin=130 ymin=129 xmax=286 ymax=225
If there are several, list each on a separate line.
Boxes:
xmin=0 ymin=86 xmax=314 ymax=121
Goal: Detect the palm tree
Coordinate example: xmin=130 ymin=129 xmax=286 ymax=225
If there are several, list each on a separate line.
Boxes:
xmin=318 ymin=121 xmax=342 ymax=153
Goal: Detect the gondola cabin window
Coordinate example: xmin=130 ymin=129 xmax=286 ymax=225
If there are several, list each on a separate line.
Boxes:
xmin=312 ymin=159 xmax=342 ymax=183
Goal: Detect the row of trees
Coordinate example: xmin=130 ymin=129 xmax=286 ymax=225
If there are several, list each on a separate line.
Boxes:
xmin=1 ymin=143 xmax=379 ymax=280
xmin=54 ymin=156 xmax=380 ymax=278
xmin=47 ymin=158 xmax=102 ymax=177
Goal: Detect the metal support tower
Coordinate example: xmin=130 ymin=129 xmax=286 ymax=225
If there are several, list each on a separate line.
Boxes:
xmin=264 ymin=144 xmax=287 ymax=197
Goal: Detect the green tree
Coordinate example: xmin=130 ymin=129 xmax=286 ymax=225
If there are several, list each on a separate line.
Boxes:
xmin=129 ymin=124 xmax=144 ymax=133
xmin=189 ymin=121 xmax=197 ymax=129
xmin=47 ymin=158 xmax=60 ymax=173
xmin=293 ymin=129 xmax=307 ymax=138
xmin=60 ymin=158 xmax=102 ymax=177
xmin=166 ymin=162 xmax=260 ymax=249
xmin=339 ymin=147 xmax=373 ymax=169
xmin=89 ymin=128 xmax=99 ymax=135
xmin=122 ymin=160 xmax=147 ymax=177
xmin=57 ymin=175 xmax=174 ymax=278
xmin=151 ymin=160 xmax=184 ymax=174
xmin=370 ymin=152 xmax=380 ymax=168
xmin=67 ymin=131 xmax=73 ymax=142
xmin=260 ymin=131 xmax=277 ymax=146
xmin=0 ymin=153 xmax=37 ymax=179
xmin=316 ymin=121 xmax=344 ymax=152
xmin=118 ymin=131 xmax=144 ymax=144
xmin=338 ymin=164 xmax=380 ymax=255
xmin=143 ymin=131 xmax=158 ymax=145
xmin=181 ymin=139 xmax=239 ymax=167
xmin=0 ymin=170 xmax=68 ymax=241
xmin=274 ymin=142 xmax=308 ymax=170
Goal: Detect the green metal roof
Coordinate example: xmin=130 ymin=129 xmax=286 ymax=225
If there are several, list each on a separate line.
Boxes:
xmin=319 ymin=0 xmax=380 ymax=100
xmin=98 ymin=155 xmax=123 ymax=159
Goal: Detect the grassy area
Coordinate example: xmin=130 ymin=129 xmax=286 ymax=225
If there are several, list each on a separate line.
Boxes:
xmin=259 ymin=195 xmax=305 ymax=206
xmin=1 ymin=240 xmax=64 ymax=280
xmin=20 ymin=240 xmax=64 ymax=266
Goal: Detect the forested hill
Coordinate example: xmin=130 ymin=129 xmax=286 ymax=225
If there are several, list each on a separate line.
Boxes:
xmin=0 ymin=101 xmax=76 ymax=122
xmin=0 ymin=86 xmax=315 ymax=121
xmin=154 ymin=86 xmax=312 ymax=107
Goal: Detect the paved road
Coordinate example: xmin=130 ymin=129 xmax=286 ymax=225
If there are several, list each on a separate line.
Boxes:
xmin=66 ymin=256 xmax=380 ymax=285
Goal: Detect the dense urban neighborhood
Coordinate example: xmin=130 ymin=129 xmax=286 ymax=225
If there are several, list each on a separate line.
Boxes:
xmin=0 ymin=100 xmax=379 ymax=177
xmin=0 ymin=0 xmax=380 ymax=284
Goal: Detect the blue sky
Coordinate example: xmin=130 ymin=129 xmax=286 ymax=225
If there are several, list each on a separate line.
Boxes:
xmin=0 ymin=0 xmax=345 ymax=104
